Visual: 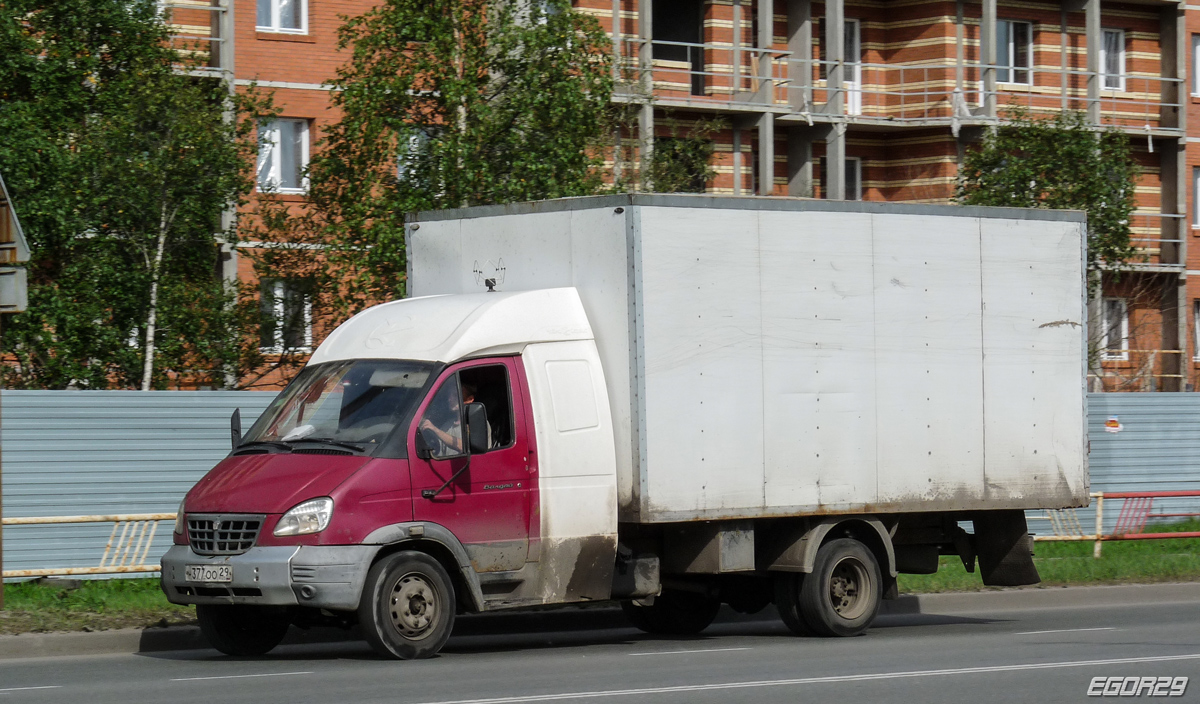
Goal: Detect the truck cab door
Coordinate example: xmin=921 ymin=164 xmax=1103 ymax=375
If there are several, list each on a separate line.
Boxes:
xmin=410 ymin=358 xmax=533 ymax=573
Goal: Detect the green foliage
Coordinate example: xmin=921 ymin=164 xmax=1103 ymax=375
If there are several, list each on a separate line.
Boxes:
xmin=901 ymin=522 xmax=1200 ymax=593
xmin=647 ymin=118 xmax=722 ymax=194
xmin=955 ymin=110 xmax=1139 ymax=272
xmin=0 ymin=1 xmax=269 ymax=389
xmin=1 ymin=578 xmax=193 ymax=634
xmin=252 ymin=0 xmax=615 ymax=320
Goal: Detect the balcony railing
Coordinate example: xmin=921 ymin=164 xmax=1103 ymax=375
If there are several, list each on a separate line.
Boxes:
xmin=1127 ymin=212 xmax=1185 ymax=268
xmin=157 ymin=0 xmax=231 ymax=76
xmin=616 ymin=39 xmax=1185 ymax=133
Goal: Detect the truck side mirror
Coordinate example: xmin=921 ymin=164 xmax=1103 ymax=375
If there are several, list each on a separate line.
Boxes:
xmin=415 ymin=430 xmax=433 ymax=459
xmin=231 ymin=408 xmax=241 ymax=450
xmin=465 ymin=402 xmax=488 ymax=455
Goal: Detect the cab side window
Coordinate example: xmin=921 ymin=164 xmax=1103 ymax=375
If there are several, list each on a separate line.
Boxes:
xmin=459 ymin=365 xmax=514 ymax=451
xmin=418 ymin=376 xmax=463 ymax=459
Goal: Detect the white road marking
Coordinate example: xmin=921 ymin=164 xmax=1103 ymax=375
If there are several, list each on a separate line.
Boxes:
xmin=412 ymin=652 xmax=1200 ymax=704
xmin=0 ymin=686 xmax=62 ymax=693
xmin=170 ymin=671 xmax=313 ymax=682
xmin=630 ymin=647 xmax=752 ymax=656
xmin=1017 ymin=627 xmax=1117 ymax=635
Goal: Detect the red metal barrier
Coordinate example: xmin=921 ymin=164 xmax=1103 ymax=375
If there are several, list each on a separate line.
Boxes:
xmin=1032 ymin=491 xmax=1200 ymax=557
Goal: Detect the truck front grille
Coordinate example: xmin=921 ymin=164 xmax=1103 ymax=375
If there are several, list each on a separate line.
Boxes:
xmin=187 ymin=514 xmax=264 ymax=555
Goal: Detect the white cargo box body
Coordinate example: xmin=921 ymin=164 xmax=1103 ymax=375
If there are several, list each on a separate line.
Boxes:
xmin=408 ymin=195 xmax=1088 ymax=523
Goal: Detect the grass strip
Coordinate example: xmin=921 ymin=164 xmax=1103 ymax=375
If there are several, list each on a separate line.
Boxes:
xmin=0 ymin=578 xmax=193 ymax=635
xmin=901 ymin=522 xmax=1200 ymax=593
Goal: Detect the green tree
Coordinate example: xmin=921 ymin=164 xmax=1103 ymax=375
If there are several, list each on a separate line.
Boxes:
xmin=0 ymin=0 xmax=268 ymax=389
xmin=954 ymin=110 xmax=1139 ymax=273
xmin=647 ymin=118 xmax=723 ymax=193
xmin=252 ymin=0 xmax=615 ymax=320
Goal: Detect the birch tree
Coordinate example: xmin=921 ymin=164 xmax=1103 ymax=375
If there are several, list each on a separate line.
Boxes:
xmin=81 ymin=73 xmax=258 ymax=389
xmin=250 ymin=0 xmax=615 ymax=320
xmin=0 ymin=0 xmax=266 ymax=389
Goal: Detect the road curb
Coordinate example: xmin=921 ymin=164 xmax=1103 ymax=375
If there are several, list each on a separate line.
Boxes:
xmin=2 ymin=582 xmax=1198 ymax=660
xmin=880 ymin=582 xmax=1200 ymax=615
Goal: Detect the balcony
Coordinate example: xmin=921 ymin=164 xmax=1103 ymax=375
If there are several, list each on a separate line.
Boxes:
xmin=157 ymin=0 xmax=232 ymax=77
xmin=614 ymin=39 xmax=1185 ymax=136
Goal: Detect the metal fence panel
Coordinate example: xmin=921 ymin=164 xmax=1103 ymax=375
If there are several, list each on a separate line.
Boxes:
xmin=1071 ymin=393 xmax=1200 ymax=535
xmin=2 ymin=390 xmax=274 ymax=578
xmin=4 ymin=390 xmax=1200 ymax=577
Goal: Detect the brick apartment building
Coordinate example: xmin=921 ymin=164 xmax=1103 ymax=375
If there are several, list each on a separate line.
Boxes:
xmin=165 ymin=0 xmax=1197 ymax=391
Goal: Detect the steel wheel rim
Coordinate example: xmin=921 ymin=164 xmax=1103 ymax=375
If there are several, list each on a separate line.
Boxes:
xmin=827 ymin=556 xmax=871 ymax=620
xmin=388 ymin=572 xmax=438 ymax=640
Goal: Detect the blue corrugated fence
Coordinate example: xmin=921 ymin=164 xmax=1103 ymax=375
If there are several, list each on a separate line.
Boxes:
xmin=2 ymin=391 xmax=274 ymax=579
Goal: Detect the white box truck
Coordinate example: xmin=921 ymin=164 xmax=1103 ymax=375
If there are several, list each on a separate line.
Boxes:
xmin=163 ymin=195 xmax=1088 ymax=658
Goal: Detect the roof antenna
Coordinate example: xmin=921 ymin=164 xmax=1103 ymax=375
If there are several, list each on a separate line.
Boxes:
xmin=472 ymin=259 xmax=506 ymax=292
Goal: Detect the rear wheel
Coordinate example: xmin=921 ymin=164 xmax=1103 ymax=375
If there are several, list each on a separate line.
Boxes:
xmin=196 ymin=604 xmax=290 ymax=656
xmin=358 ymin=551 xmax=456 ymax=659
xmin=773 ymin=572 xmax=813 ymax=636
xmin=621 ymin=589 xmax=721 ymax=635
xmin=797 ymin=538 xmax=882 ymax=637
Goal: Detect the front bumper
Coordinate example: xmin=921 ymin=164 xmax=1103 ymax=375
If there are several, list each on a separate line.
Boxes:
xmin=161 ymin=544 xmax=379 ymax=611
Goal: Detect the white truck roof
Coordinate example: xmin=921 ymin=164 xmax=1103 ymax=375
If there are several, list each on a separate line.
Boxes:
xmin=309 ymin=288 xmax=593 ymax=364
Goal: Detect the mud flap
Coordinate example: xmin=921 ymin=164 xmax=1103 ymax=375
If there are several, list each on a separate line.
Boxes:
xmin=973 ymin=511 xmax=1040 ymax=587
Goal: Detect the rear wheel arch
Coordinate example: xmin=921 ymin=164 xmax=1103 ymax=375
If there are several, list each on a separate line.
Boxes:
xmin=824 ymin=518 xmax=896 ymax=581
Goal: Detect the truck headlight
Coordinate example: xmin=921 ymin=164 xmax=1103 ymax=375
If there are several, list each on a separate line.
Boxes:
xmin=274 ymin=497 xmax=334 ymax=536
xmin=173 ymin=498 xmax=186 ymax=535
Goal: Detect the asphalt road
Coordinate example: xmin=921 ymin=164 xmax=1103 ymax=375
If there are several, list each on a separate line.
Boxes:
xmin=3 ymin=585 xmax=1200 ymax=703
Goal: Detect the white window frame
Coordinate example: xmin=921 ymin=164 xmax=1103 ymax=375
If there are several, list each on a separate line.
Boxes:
xmin=260 ymin=279 xmax=313 ymax=354
xmin=1193 ymin=300 xmax=1200 ymax=361
xmin=1193 ymin=166 xmax=1200 ymax=229
xmin=844 ymin=19 xmax=862 ymax=115
xmin=1101 ymin=297 xmax=1129 ymax=361
xmin=1193 ymin=35 xmax=1200 ymax=96
xmin=257 ymin=0 xmax=307 ymax=34
xmin=846 ymin=157 xmax=862 ymax=200
xmin=1100 ymin=29 xmax=1126 ymax=91
xmin=257 ymin=119 xmax=309 ymax=194
xmin=997 ymin=20 xmax=1033 ymax=85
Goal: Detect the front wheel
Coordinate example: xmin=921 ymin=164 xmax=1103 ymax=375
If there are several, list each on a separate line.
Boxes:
xmin=621 ymin=589 xmax=721 ymax=635
xmin=196 ymin=604 xmax=290 ymax=656
xmin=797 ymin=538 xmax=882 ymax=637
xmin=358 ymin=551 xmax=456 ymax=659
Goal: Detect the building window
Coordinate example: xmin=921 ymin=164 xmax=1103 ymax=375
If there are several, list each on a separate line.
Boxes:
xmin=652 ymin=0 xmax=704 ymax=95
xmin=1193 ymin=35 xmax=1200 ymax=95
xmin=846 ymin=157 xmax=862 ymax=200
xmin=1101 ymin=29 xmax=1125 ymax=91
xmin=1193 ymin=301 xmax=1200 ymax=361
xmin=1193 ymin=167 xmax=1200 ymax=228
xmin=257 ymin=119 xmax=309 ymax=193
xmin=1101 ymin=297 xmax=1129 ymax=361
xmin=818 ymin=157 xmax=862 ymax=200
xmin=997 ymin=20 xmax=1032 ymax=84
xmin=257 ymin=0 xmax=306 ymax=33
xmin=260 ymin=279 xmax=312 ymax=353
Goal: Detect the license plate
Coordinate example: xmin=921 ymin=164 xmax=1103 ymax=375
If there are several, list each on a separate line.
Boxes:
xmin=185 ymin=564 xmax=232 ymax=583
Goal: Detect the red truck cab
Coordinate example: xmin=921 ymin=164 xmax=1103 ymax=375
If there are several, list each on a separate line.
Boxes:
xmin=162 ymin=289 xmax=620 ymax=659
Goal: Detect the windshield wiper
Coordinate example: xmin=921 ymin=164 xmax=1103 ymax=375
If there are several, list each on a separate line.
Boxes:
xmin=234 ymin=440 xmax=293 ymax=452
xmin=287 ymin=437 xmax=367 ymax=453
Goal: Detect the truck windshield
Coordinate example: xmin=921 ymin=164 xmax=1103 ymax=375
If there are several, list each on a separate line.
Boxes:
xmin=242 ymin=360 xmax=434 ymax=449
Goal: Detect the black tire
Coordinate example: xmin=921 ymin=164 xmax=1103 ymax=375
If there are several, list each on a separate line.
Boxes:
xmin=798 ymin=538 xmax=882 ymax=637
xmin=358 ymin=551 xmax=456 ymax=659
xmin=773 ymin=572 xmax=813 ymax=636
xmin=196 ymin=604 xmax=290 ymax=656
xmin=621 ymin=589 xmax=721 ymax=635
